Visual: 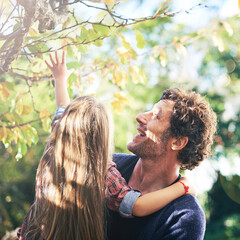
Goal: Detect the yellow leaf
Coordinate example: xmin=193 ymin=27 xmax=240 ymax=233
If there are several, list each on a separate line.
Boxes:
xmin=0 ymin=124 xmax=10 ymax=144
xmin=15 ymin=96 xmax=23 ymax=115
xmin=0 ymin=124 xmax=7 ymax=141
xmin=139 ymin=69 xmax=147 ymax=83
xmin=5 ymin=113 xmax=14 ymax=124
xmin=180 ymin=35 xmax=190 ymax=43
xmin=212 ymin=33 xmax=224 ymax=52
xmin=221 ymin=21 xmax=233 ymax=36
xmin=153 ymin=46 xmax=161 ymax=58
xmin=149 ymin=55 xmax=155 ymax=63
xmin=129 ymin=65 xmax=139 ymax=84
xmin=40 ymin=109 xmax=49 ymax=118
xmin=112 ymin=100 xmax=124 ymax=113
xmin=173 ymin=37 xmax=179 ymax=43
xmin=87 ymin=76 xmax=94 ymax=84
xmin=113 ymin=68 xmax=126 ymax=88
xmin=40 ymin=109 xmax=51 ymax=133
xmin=116 ymin=46 xmax=128 ymax=55
xmin=22 ymin=105 xmax=33 ymax=115
xmin=13 ymin=127 xmax=24 ymax=143
xmin=159 ymin=49 xmax=167 ymax=67
xmin=153 ymin=2 xmax=167 ymax=17
xmin=0 ymin=83 xmax=10 ymax=100
xmin=120 ymin=54 xmax=129 ymax=65
xmin=29 ymin=28 xmax=38 ymax=37
xmin=175 ymin=43 xmax=187 ymax=58
xmin=114 ymin=92 xmax=129 ymax=105
xmin=112 ymin=92 xmax=129 ymax=114
xmin=239 ymin=0 xmax=240 ymax=11
xmin=104 ymin=0 xmax=115 ymax=4
xmin=118 ymin=32 xmax=131 ymax=51
xmin=197 ymin=28 xmax=206 ymax=35
xmin=61 ymin=38 xmax=68 ymax=50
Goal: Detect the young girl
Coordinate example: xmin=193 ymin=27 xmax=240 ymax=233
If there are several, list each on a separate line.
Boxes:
xmin=18 ymin=51 xmax=195 ymax=240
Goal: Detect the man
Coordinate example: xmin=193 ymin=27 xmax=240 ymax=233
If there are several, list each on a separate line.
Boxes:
xmin=108 ymin=88 xmax=217 ymax=240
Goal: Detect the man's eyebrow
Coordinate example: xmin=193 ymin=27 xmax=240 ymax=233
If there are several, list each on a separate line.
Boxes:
xmin=157 ymin=108 xmax=162 ymax=115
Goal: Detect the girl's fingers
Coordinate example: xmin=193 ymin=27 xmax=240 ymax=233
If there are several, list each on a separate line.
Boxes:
xmin=62 ymin=50 xmax=65 ymax=64
xmin=49 ymin=53 xmax=55 ymax=65
xmin=45 ymin=60 xmax=52 ymax=69
xmin=55 ymin=50 xmax=59 ymax=64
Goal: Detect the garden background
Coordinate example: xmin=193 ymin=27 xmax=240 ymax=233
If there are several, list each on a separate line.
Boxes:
xmin=0 ymin=0 xmax=240 ymax=239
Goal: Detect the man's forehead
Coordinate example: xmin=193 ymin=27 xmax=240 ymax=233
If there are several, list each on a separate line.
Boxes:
xmin=154 ymin=100 xmax=174 ymax=111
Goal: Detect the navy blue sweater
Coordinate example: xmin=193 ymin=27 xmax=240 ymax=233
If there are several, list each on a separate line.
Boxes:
xmin=108 ymin=154 xmax=206 ymax=240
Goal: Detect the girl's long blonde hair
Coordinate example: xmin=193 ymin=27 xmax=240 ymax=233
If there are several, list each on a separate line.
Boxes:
xmin=25 ymin=96 xmax=112 ymax=240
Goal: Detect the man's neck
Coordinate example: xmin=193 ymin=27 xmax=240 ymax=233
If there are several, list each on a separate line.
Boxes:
xmin=128 ymin=156 xmax=180 ymax=195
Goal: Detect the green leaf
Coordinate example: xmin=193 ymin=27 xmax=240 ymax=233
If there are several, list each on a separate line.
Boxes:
xmin=93 ymin=24 xmax=110 ymax=37
xmin=88 ymin=28 xmax=99 ymax=41
xmin=40 ymin=109 xmax=51 ymax=133
xmin=38 ymin=43 xmax=49 ymax=52
xmin=78 ymin=45 xmax=88 ymax=54
xmin=93 ymin=39 xmax=103 ymax=47
xmin=15 ymin=96 xmax=23 ymax=115
xmin=67 ymin=45 xmax=74 ymax=58
xmin=120 ymin=55 xmax=128 ymax=65
xmin=79 ymin=27 xmax=88 ymax=42
xmin=13 ymin=22 xmax=20 ymax=31
xmin=19 ymin=127 xmax=28 ymax=144
xmin=67 ymin=62 xmax=81 ymax=70
xmin=12 ymin=111 xmax=22 ymax=124
xmin=62 ymin=17 xmax=71 ymax=29
xmin=20 ymin=142 xmax=27 ymax=155
xmin=16 ymin=141 xmax=23 ymax=160
xmin=135 ymin=30 xmax=146 ymax=49
xmin=68 ymin=73 xmax=78 ymax=84
xmin=29 ymin=127 xmax=39 ymax=145
xmin=68 ymin=73 xmax=77 ymax=98
xmin=4 ymin=81 xmax=14 ymax=91
xmin=27 ymin=45 xmax=39 ymax=53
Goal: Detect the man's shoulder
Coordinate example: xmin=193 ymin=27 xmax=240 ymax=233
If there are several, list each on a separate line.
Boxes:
xmin=156 ymin=194 xmax=205 ymax=223
xmin=112 ymin=153 xmax=139 ymax=183
xmin=173 ymin=194 xmax=204 ymax=211
xmin=109 ymin=194 xmax=206 ymax=240
xmin=138 ymin=195 xmax=206 ymax=240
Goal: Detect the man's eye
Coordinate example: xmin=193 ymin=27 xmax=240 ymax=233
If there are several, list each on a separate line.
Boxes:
xmin=153 ymin=113 xmax=159 ymax=119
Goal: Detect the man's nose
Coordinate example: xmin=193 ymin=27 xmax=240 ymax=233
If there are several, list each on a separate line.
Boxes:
xmin=136 ymin=111 xmax=150 ymax=124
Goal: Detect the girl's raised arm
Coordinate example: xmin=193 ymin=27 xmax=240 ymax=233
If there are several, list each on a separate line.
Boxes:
xmin=45 ymin=50 xmax=71 ymax=107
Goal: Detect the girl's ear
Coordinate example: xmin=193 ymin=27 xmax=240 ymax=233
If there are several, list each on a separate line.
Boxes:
xmin=171 ymin=136 xmax=188 ymax=151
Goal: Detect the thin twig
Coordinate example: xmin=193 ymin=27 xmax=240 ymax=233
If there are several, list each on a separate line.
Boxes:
xmin=0 ymin=114 xmax=54 ymax=129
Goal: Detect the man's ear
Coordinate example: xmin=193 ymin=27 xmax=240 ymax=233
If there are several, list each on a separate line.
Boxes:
xmin=171 ymin=137 xmax=188 ymax=151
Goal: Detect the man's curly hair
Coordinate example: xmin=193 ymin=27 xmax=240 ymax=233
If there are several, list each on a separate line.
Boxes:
xmin=160 ymin=88 xmax=217 ymax=170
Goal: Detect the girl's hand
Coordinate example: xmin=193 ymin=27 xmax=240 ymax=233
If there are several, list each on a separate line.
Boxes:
xmin=179 ymin=177 xmax=196 ymax=196
xmin=45 ymin=50 xmax=71 ymax=107
xmin=45 ymin=50 xmax=71 ymax=83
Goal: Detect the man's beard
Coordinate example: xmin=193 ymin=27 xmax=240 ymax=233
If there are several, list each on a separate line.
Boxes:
xmin=127 ymin=128 xmax=171 ymax=160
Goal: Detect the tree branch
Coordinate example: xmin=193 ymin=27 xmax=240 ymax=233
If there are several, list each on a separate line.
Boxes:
xmin=0 ymin=114 xmax=54 ymax=129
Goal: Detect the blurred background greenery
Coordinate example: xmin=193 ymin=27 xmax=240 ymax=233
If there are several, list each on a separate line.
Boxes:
xmin=0 ymin=0 xmax=240 ymax=239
